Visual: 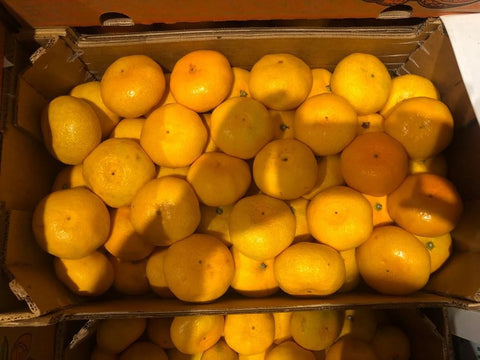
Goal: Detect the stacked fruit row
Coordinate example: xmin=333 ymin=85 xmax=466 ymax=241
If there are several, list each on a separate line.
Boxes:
xmin=90 ymin=309 xmax=411 ymax=360
xmin=32 ymin=49 xmax=462 ymax=302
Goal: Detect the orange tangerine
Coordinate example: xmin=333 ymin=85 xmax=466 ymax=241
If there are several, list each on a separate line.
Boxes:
xmin=104 ymin=206 xmax=155 ymax=261
xmin=170 ymin=50 xmax=233 ymax=113
xmin=380 ymin=73 xmax=439 ymax=117
xmin=331 ymin=52 xmax=392 ymax=115
xmin=274 ymin=242 xmax=345 ymax=296
xmin=187 ymin=152 xmax=252 ymax=206
xmin=170 ymin=315 xmax=224 ymax=355
xmin=229 ymin=194 xmax=296 ymax=261
xmin=145 ymin=248 xmax=175 ymax=298
xmin=384 ymin=97 xmax=454 ymax=160
xmin=140 ymin=103 xmax=208 ymax=168
xmin=228 ymin=67 xmax=251 ymax=98
xmin=210 ymin=97 xmax=273 ymax=159
xmin=231 ymin=246 xmax=279 ymax=297
xmin=270 ymin=110 xmax=296 ymax=140
xmin=308 ymin=68 xmax=332 ymax=98
xmin=130 ymin=176 xmax=201 ymax=246
xmin=340 ymin=132 xmax=408 ymax=197
xmin=163 ymin=234 xmax=234 ymax=302
xmin=294 ymin=93 xmax=358 ymax=156
xmin=100 ymin=55 xmax=166 ymax=118
xmin=224 ymin=313 xmax=275 ymax=355
xmin=253 ymin=139 xmax=317 ymax=200
xmin=356 ymin=225 xmax=431 ymax=295
xmin=82 ymin=138 xmax=156 ymax=208
xmin=307 ymin=186 xmax=373 ymax=251
xmin=387 ymin=173 xmax=463 ymax=237
xmin=249 ymin=53 xmax=313 ymax=110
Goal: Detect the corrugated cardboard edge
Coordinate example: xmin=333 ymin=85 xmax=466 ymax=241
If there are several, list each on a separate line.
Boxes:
xmin=8 ymin=280 xmax=41 ymax=318
xmin=22 ymin=32 xmax=91 ymax=100
xmin=67 ymin=319 xmax=97 ymax=350
xmin=399 ymin=20 xmax=476 ymax=125
xmin=390 ymin=308 xmax=449 ymax=360
xmin=54 ymin=291 xmax=464 ymax=321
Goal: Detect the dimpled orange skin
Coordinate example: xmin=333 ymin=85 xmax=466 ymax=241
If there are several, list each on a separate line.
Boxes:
xmin=330 ymin=52 xmax=392 ymax=115
xmin=104 ymin=206 xmax=155 ymax=261
xmin=224 ymin=313 xmax=275 ymax=356
xmin=340 ymin=132 xmax=409 ymax=197
xmin=249 ymin=53 xmax=313 ymax=111
xmin=32 ymin=187 xmax=110 ymax=259
xmin=170 ymin=50 xmax=234 ymax=113
xmin=356 ymin=225 xmax=431 ymax=295
xmin=210 ymin=97 xmax=274 ymax=160
xmin=253 ymin=139 xmax=318 ymax=200
xmin=129 ymin=176 xmax=201 ymax=246
xmin=230 ymin=246 xmax=279 ymax=297
xmin=41 ymin=95 xmax=102 ymax=165
xmin=163 ymin=233 xmax=234 ymax=303
xmin=384 ymin=97 xmax=454 ymax=160
xmin=140 ymin=103 xmax=208 ymax=168
xmin=82 ymin=138 xmax=156 ymax=208
xmin=306 ymin=186 xmax=373 ymax=251
xmin=294 ymin=93 xmax=358 ymax=156
xmin=187 ymin=151 xmax=252 ymax=207
xmin=229 ymin=194 xmax=296 ymax=261
xmin=274 ymin=242 xmax=346 ymax=296
xmin=387 ymin=173 xmax=463 ymax=237
xmin=170 ymin=315 xmax=224 ymax=355
xmin=54 ymin=251 xmax=114 ymax=297
xmin=100 ymin=55 xmax=166 ymax=118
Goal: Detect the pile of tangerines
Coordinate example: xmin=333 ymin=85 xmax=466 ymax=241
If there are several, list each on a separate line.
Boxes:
xmin=32 ymin=50 xmax=462 ymax=303
xmin=91 ymin=308 xmax=411 ymax=360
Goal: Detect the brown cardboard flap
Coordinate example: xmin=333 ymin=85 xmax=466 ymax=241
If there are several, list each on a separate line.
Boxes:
xmin=390 ymin=308 xmax=448 ymax=360
xmin=426 ymin=252 xmax=480 ymax=302
xmin=0 ymin=124 xmax=60 ymax=211
xmin=14 ymin=77 xmax=48 ymax=142
xmin=0 ymin=209 xmax=23 ymax=316
xmin=3 ymin=0 xmax=480 ymax=28
xmin=0 ymin=273 xmax=21 ymax=314
xmin=22 ymin=37 xmax=89 ymax=101
xmin=399 ymin=24 xmax=475 ymax=126
xmin=75 ymin=20 xmax=438 ymax=77
xmin=0 ymin=322 xmax=57 ymax=360
xmin=4 ymin=210 xmax=79 ymax=317
xmin=55 ymin=291 xmax=455 ymax=320
xmin=446 ymin=120 xmax=480 ymax=202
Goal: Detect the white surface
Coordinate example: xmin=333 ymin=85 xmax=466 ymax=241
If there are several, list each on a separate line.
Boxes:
xmin=448 ymin=307 xmax=480 ymax=344
xmin=441 ymin=14 xmax=480 ymax=123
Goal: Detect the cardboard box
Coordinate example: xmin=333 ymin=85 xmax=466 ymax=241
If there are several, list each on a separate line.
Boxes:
xmin=0 ymin=322 xmax=57 ymax=360
xmin=0 ymin=7 xmax=479 ymax=324
xmin=2 ymin=0 xmax=480 ymax=27
xmin=58 ymin=307 xmax=452 ymax=359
